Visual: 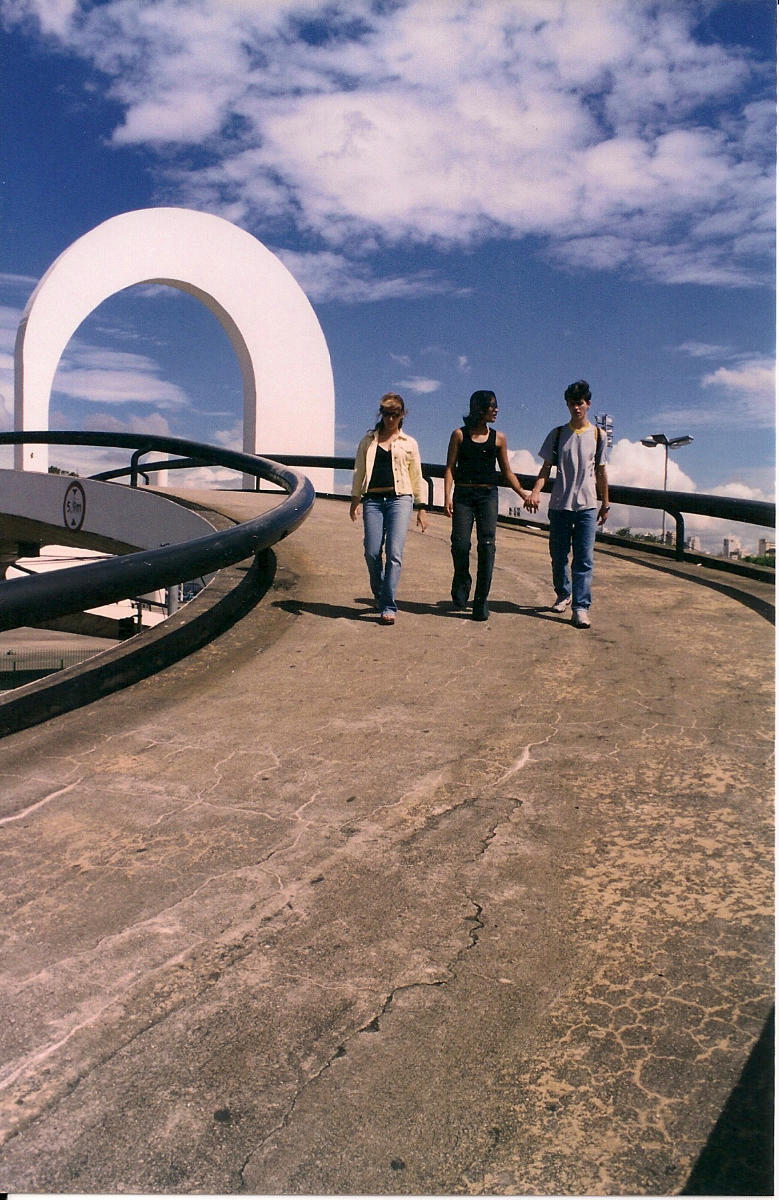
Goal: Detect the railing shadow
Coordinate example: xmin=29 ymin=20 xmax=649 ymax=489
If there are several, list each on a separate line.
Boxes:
xmin=0 ymin=551 xmax=276 ymax=739
xmin=682 ymin=1007 xmax=774 ymax=1196
xmin=596 ymin=545 xmax=775 ymax=625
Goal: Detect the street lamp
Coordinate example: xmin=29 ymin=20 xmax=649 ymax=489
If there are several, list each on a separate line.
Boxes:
xmin=641 ymin=433 xmax=694 ymax=543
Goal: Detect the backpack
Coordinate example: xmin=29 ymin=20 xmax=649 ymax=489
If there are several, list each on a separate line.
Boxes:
xmin=551 ymin=423 xmax=603 ymax=468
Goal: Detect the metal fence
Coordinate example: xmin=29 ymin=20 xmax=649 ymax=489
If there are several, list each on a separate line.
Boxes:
xmin=257 ymin=454 xmax=775 ymax=562
xmin=81 ymin=447 xmax=777 ymax=561
xmin=0 ymin=649 xmax=99 ymax=687
xmin=0 ymin=432 xmax=773 ymax=642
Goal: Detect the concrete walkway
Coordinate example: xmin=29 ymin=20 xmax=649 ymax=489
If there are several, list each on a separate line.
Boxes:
xmin=0 ymin=494 xmax=773 ymax=1196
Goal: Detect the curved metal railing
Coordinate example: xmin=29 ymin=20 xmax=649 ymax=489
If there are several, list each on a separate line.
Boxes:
xmin=0 ymin=432 xmax=315 ymax=632
xmin=0 ymin=435 xmax=773 ymax=628
xmin=83 ymin=448 xmax=778 ymax=543
xmin=259 ymin=454 xmax=775 ymax=561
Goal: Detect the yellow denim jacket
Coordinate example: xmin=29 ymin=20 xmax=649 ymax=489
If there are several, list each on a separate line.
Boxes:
xmin=351 ymin=430 xmax=427 ymax=505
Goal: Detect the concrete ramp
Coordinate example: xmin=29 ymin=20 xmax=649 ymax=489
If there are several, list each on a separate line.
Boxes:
xmin=0 ymin=496 xmax=773 ymax=1195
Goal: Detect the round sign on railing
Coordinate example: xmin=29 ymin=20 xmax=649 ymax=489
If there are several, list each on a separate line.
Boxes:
xmin=63 ymin=480 xmax=86 ymax=531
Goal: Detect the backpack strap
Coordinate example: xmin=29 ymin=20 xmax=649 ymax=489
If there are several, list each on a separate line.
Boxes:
xmin=594 ymin=424 xmax=604 ymax=467
xmin=554 ymin=423 xmax=604 ymax=468
xmin=551 ymin=425 xmax=562 ymax=467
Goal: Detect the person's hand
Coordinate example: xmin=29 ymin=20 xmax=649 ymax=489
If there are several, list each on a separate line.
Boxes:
xmin=597 ymin=503 xmax=610 ymax=526
xmin=349 ymin=501 xmax=361 ymax=522
xmin=524 ymin=493 xmax=539 ymax=512
xmin=416 ymin=509 xmax=428 ymax=532
xmin=444 ymin=498 xmax=453 ymax=518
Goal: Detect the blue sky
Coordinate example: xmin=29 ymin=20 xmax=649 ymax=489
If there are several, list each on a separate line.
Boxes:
xmin=0 ymin=0 xmax=775 ymax=550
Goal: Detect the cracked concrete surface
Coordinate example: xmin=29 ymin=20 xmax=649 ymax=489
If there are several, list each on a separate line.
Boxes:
xmin=0 ymin=495 xmax=773 ymax=1195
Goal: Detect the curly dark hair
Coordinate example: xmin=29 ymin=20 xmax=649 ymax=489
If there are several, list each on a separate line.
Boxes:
xmin=463 ymin=390 xmax=497 ymax=431
xmin=564 ymin=380 xmax=591 ymax=405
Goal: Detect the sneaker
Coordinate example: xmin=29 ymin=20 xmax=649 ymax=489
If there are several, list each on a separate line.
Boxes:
xmin=471 ymin=600 xmax=489 ymax=621
xmin=572 ymin=608 xmax=590 ymax=628
xmin=551 ymin=595 xmax=571 ymax=614
xmin=379 ymin=612 xmax=395 ymax=625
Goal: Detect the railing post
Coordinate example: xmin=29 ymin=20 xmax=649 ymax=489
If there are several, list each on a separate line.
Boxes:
xmin=130 ymin=448 xmax=144 ymax=488
xmin=671 ymin=510 xmax=685 ymax=559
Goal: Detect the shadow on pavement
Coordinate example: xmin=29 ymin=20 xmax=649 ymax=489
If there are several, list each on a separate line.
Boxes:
xmin=274 ymin=598 xmax=575 ymax=623
xmin=598 ymin=546 xmax=775 ymax=626
xmin=275 ymin=598 xmax=476 ymax=620
xmin=0 ymin=551 xmax=278 ymax=739
xmin=682 ymin=1007 xmax=774 ymax=1196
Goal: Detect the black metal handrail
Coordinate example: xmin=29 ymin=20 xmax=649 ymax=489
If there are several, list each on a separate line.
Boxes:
xmin=0 ymin=432 xmax=315 ymax=632
xmin=260 ymin=454 xmax=775 ymax=560
xmin=2 ymin=435 xmax=773 ymax=591
xmin=64 ymin=448 xmax=777 ymax=541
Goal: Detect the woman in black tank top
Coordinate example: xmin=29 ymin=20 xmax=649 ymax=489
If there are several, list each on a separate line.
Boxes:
xmin=443 ymin=391 xmax=530 ymax=621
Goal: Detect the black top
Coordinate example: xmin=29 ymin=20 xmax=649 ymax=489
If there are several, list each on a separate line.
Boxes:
xmin=367 ymin=443 xmax=395 ymax=490
xmin=454 ymin=427 xmax=498 ymax=486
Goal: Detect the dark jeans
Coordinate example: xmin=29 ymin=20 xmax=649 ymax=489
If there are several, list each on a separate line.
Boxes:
xmin=450 ymin=486 xmax=498 ymax=606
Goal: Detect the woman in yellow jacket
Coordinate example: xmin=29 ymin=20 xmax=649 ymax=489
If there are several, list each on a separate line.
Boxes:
xmin=350 ymin=393 xmax=427 ymax=625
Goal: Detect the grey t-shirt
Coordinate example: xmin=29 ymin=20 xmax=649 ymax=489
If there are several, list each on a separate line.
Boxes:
xmin=539 ymin=423 xmax=605 ymax=511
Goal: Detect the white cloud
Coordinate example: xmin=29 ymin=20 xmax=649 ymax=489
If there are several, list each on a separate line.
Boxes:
xmin=275 ymin=249 xmax=465 ymax=303
xmin=8 ymin=0 xmax=773 ymax=288
xmin=53 ymin=366 xmax=188 ymax=409
xmin=0 ymin=304 xmax=18 ymax=426
xmin=12 ymin=0 xmax=77 ymax=38
xmin=508 ymin=448 xmax=540 ymax=477
xmin=50 ymin=335 xmax=190 ymax=409
xmin=702 ymin=358 xmax=775 ymax=408
xmin=0 ymin=272 xmax=37 ymax=291
xmin=676 ymin=341 xmax=732 ymax=359
xmin=212 ymin=418 xmax=242 ymax=452
xmin=84 ymin=410 xmax=173 ymax=438
xmin=396 ymin=376 xmax=440 ymax=395
xmin=0 ymin=305 xmax=19 ymax=356
xmin=607 ymin=437 xmax=696 ymax=492
xmin=649 ymin=355 xmax=776 ymax=430
xmin=707 ymin=479 xmax=774 ymax=503
xmin=0 ymin=380 xmax=12 ymax=425
xmin=0 ymin=297 xmax=193 ymax=429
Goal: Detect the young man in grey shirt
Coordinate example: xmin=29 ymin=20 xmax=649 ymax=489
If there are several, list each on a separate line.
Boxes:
xmin=527 ymin=380 xmax=610 ymax=628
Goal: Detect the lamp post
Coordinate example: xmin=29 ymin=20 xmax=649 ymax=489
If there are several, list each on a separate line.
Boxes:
xmin=641 ymin=433 xmax=693 ymax=543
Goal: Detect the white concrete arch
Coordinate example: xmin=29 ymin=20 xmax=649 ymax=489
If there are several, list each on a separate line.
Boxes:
xmin=14 ymin=207 xmax=335 ymax=487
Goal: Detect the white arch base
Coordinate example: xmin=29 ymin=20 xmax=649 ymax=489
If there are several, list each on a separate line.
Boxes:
xmin=14 ymin=208 xmax=335 ymax=490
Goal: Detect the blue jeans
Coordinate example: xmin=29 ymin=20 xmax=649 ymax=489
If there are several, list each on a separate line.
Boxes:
xmin=548 ymin=507 xmax=597 ymax=610
xmin=362 ymin=493 xmax=414 ymax=615
xmin=451 ymin=486 xmax=498 ymax=606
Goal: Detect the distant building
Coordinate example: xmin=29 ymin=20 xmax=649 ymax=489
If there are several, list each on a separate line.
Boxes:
xmin=723 ymin=536 xmax=742 ymax=559
xmin=686 ymin=535 xmax=701 ymax=551
xmin=758 ymin=537 xmax=775 ymax=557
